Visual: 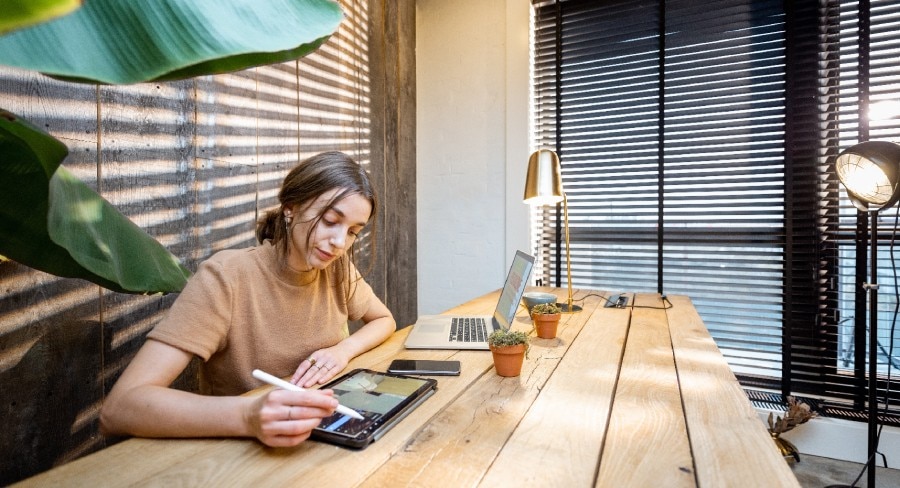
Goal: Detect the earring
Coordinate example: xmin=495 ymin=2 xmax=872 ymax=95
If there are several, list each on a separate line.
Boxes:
xmin=284 ymin=217 xmax=292 ymax=227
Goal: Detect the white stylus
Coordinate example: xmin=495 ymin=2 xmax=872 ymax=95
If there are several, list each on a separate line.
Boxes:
xmin=251 ymin=369 xmax=364 ymax=420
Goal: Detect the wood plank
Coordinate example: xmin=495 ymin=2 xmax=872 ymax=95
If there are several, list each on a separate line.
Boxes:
xmin=253 ymin=61 xmax=301 ymax=216
xmin=97 ymin=79 xmax=204 ymax=400
xmin=384 ymin=0 xmax=418 ymax=331
xmin=666 ymin=295 xmax=800 ymax=488
xmin=193 ymin=71 xmax=262 ymax=257
xmin=596 ymin=293 xmax=695 ymax=486
xmin=475 ymin=292 xmax=630 ymax=487
xmin=359 ymin=0 xmax=391 ymax=324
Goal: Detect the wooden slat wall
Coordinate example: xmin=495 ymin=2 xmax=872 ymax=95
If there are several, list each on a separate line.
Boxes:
xmin=0 ymin=1 xmax=415 ymax=484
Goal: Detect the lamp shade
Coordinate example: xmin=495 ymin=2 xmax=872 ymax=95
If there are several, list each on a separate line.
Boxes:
xmin=524 ymin=149 xmax=564 ymax=205
xmin=835 ymin=141 xmax=900 ymax=212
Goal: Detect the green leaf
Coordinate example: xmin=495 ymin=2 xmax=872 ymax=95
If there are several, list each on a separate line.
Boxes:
xmin=0 ymin=0 xmax=81 ymax=35
xmin=0 ymin=0 xmax=343 ymax=84
xmin=47 ymin=166 xmax=191 ymax=293
xmin=0 ymin=109 xmax=190 ymax=294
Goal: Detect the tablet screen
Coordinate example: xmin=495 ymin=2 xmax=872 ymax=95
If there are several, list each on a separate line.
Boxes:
xmin=315 ymin=369 xmax=436 ymax=441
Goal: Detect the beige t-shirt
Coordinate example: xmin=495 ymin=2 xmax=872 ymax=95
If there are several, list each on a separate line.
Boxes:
xmin=148 ymin=241 xmax=375 ymax=396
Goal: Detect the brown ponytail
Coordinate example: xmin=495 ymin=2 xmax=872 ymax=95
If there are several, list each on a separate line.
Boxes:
xmin=255 ymin=209 xmax=284 ymax=244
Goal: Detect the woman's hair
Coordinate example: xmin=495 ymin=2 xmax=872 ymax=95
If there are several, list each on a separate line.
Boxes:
xmin=256 ymin=151 xmax=377 ymax=272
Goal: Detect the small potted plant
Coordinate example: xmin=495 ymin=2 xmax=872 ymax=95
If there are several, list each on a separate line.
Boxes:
xmin=767 ymin=396 xmax=817 ymax=462
xmin=531 ymin=302 xmax=562 ymax=339
xmin=487 ymin=329 xmax=529 ymax=377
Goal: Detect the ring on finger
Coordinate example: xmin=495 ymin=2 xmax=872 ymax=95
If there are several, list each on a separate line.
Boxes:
xmin=307 ymin=357 xmax=317 ymax=367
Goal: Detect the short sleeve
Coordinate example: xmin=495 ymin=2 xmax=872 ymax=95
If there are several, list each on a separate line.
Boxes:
xmin=147 ymin=258 xmax=233 ymax=361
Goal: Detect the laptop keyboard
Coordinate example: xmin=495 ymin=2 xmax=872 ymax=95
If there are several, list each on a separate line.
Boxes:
xmin=449 ymin=317 xmax=487 ymax=342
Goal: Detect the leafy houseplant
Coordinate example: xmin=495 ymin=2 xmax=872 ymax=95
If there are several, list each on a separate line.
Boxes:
xmin=531 ymin=302 xmax=562 ymax=339
xmin=487 ymin=329 xmax=529 ymax=377
xmin=767 ymin=396 xmax=817 ymax=462
xmin=0 ymin=0 xmax=343 ymax=294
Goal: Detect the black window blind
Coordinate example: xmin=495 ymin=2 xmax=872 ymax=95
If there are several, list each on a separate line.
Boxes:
xmin=532 ymin=0 xmax=900 ymax=421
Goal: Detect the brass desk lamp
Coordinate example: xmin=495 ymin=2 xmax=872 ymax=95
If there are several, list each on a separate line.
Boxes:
xmin=523 ymin=149 xmax=581 ymax=312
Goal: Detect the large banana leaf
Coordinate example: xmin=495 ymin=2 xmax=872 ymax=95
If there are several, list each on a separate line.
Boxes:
xmin=0 ymin=110 xmax=190 ymax=294
xmin=0 ymin=0 xmax=343 ymax=84
xmin=0 ymin=0 xmax=81 ymax=35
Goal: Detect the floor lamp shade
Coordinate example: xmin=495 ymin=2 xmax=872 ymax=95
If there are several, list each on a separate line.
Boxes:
xmin=523 ymin=149 xmax=581 ymax=312
xmin=832 ymin=140 xmax=900 ymax=488
xmin=835 ymin=140 xmax=900 ymax=211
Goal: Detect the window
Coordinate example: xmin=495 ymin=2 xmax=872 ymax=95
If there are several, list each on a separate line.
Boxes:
xmin=532 ymin=0 xmax=900 ymax=421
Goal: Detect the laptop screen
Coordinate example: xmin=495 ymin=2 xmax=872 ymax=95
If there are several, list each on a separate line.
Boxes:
xmin=492 ymin=251 xmax=535 ymax=330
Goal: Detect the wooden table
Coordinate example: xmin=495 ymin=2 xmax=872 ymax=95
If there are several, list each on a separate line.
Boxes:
xmin=16 ymin=289 xmax=800 ymax=487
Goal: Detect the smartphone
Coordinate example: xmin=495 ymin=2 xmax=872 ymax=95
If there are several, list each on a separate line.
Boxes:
xmin=387 ymin=359 xmax=461 ymax=376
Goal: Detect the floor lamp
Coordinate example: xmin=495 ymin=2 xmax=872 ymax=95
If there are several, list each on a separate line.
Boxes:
xmin=832 ymin=140 xmax=900 ymax=488
xmin=523 ymin=149 xmax=581 ymax=313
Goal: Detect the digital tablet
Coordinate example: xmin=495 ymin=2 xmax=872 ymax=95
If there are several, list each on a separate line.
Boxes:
xmin=311 ymin=368 xmax=438 ymax=449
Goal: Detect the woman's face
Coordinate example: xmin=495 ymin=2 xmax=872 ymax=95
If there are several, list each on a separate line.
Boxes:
xmin=283 ymin=188 xmax=372 ymax=271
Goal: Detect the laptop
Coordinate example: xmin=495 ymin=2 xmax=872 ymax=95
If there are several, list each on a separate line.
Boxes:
xmin=404 ymin=250 xmax=535 ymax=350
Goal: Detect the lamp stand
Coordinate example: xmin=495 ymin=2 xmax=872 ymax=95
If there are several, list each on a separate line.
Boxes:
xmin=559 ymin=193 xmax=581 ymax=313
xmin=864 ymin=209 xmax=880 ymax=488
xmin=830 ymin=210 xmax=882 ymax=488
xmin=829 ymin=141 xmax=900 ymax=488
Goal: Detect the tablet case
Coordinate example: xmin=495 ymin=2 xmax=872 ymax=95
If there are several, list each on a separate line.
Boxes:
xmin=311 ymin=368 xmax=437 ymax=449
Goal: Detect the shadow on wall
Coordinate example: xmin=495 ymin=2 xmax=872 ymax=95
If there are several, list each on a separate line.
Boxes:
xmin=0 ymin=311 xmax=103 ymax=484
xmin=0 ymin=264 xmax=202 ymax=485
xmin=0 ymin=66 xmax=265 ymax=485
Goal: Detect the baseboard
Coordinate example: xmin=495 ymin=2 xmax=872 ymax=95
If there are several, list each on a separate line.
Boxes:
xmin=756 ymin=407 xmax=900 ymax=467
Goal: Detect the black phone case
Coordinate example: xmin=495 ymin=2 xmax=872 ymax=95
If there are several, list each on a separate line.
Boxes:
xmin=387 ymin=360 xmax=461 ymax=376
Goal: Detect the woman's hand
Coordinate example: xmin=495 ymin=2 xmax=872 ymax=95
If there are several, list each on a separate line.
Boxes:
xmin=291 ymin=298 xmax=395 ymax=388
xmin=291 ymin=347 xmax=351 ymax=388
xmin=246 ymin=389 xmax=337 ymax=447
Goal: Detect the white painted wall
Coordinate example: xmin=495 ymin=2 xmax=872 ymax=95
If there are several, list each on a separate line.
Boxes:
xmin=416 ymin=0 xmax=531 ymax=315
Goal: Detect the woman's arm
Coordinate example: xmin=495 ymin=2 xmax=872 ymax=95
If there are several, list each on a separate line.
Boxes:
xmin=100 ymin=339 xmax=338 ymax=447
xmin=292 ymin=295 xmax=396 ymax=387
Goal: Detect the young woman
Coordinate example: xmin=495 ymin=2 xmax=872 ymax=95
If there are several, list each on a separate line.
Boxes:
xmin=100 ymin=152 xmax=396 ymax=447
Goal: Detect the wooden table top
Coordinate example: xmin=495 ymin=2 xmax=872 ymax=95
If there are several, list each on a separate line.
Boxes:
xmin=17 ymin=289 xmax=800 ymax=487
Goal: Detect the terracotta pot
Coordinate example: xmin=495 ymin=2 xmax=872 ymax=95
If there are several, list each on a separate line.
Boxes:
xmin=533 ymin=312 xmax=561 ymax=339
xmin=489 ymin=343 xmax=526 ymax=377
